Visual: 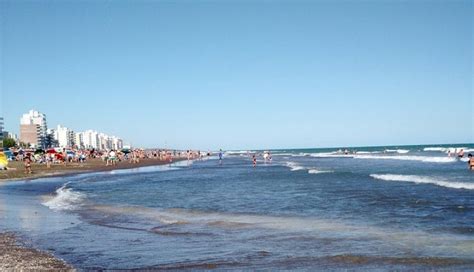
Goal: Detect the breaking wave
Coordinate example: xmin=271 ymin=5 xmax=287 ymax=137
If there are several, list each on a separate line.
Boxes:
xmin=370 ymin=174 xmax=474 ymax=190
xmin=309 ymin=153 xmax=354 ymax=158
xmin=423 ymin=147 xmax=472 ymax=153
xmin=42 ymin=183 xmax=86 ymax=211
xmin=286 ymin=162 xmax=306 ymax=171
xmin=355 ymin=155 xmax=456 ymax=163
xmin=385 ymin=149 xmax=410 ymax=154
xmin=308 ymin=168 xmax=333 ymax=174
xmin=285 ymin=162 xmax=332 ymax=174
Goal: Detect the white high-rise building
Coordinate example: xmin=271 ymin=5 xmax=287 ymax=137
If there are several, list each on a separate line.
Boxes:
xmin=75 ymin=132 xmax=84 ymax=149
xmin=54 ymin=125 xmax=75 ymax=148
xmin=77 ymin=130 xmax=124 ymax=150
xmin=20 ymin=110 xmax=48 ymax=148
xmin=111 ymin=136 xmax=123 ymax=150
xmin=98 ymin=133 xmax=112 ymax=150
xmin=82 ymin=130 xmax=99 ymax=149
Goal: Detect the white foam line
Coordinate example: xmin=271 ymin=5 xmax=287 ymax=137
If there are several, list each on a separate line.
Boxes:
xmin=308 ymin=168 xmax=333 ymax=174
xmin=355 ymin=155 xmax=456 ymax=163
xmin=370 ymin=174 xmax=474 ymax=190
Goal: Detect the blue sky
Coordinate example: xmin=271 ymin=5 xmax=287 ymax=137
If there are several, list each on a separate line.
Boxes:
xmin=1 ymin=0 xmax=472 ymax=150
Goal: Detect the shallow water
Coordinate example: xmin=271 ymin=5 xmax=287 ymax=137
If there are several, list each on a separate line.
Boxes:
xmin=0 ymin=144 xmax=473 ymax=270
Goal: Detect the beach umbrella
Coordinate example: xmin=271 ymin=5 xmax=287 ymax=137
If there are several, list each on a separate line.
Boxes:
xmin=46 ymin=149 xmax=58 ymax=154
xmin=35 ymin=148 xmax=45 ymax=154
xmin=121 ymin=148 xmax=131 ymax=154
xmin=0 ymin=152 xmax=8 ymax=168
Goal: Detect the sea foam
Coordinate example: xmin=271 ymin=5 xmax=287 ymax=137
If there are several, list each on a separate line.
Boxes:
xmin=286 ymin=162 xmax=306 ymax=171
xmin=370 ymin=174 xmax=474 ymax=190
xmin=355 ymin=155 xmax=456 ymax=163
xmin=423 ymin=147 xmax=470 ymax=153
xmin=385 ymin=149 xmax=410 ymax=154
xmin=42 ymin=183 xmax=86 ymax=211
xmin=308 ymin=168 xmax=333 ymax=174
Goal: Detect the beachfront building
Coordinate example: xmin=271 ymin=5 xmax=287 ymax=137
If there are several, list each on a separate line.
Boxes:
xmin=73 ymin=130 xmax=124 ymax=150
xmin=20 ymin=110 xmax=48 ymax=148
xmin=20 ymin=124 xmax=41 ymax=148
xmin=54 ymin=125 xmax=75 ymax=148
xmin=3 ymin=131 xmax=18 ymax=142
xmin=98 ymin=133 xmax=111 ymax=150
xmin=82 ymin=130 xmax=99 ymax=150
xmin=111 ymin=136 xmax=123 ymax=150
xmin=75 ymin=132 xmax=84 ymax=149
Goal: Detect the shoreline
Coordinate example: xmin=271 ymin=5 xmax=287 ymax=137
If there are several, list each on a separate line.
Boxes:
xmin=0 ymin=158 xmax=187 ymax=183
xmin=0 ymin=232 xmax=74 ymax=271
xmin=0 ymin=157 xmax=189 ymax=270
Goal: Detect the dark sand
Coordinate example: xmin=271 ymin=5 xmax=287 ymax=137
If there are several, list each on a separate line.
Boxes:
xmin=0 ymin=232 xmax=73 ymax=271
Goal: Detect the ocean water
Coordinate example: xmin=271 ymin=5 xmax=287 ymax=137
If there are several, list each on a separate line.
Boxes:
xmin=0 ymin=144 xmax=473 ymax=270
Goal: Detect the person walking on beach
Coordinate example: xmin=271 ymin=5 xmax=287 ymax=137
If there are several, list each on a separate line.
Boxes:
xmin=24 ymin=155 xmax=32 ymax=174
xmin=109 ymin=150 xmax=117 ymax=166
xmin=46 ymin=153 xmax=52 ymax=168
xmin=62 ymin=148 xmax=67 ymax=166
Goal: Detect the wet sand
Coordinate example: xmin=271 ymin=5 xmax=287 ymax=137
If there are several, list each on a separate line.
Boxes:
xmin=0 ymin=232 xmax=73 ymax=271
xmin=0 ymin=158 xmax=185 ymax=182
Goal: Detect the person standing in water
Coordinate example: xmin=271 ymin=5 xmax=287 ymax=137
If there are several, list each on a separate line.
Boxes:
xmin=219 ymin=149 xmax=223 ymax=165
xmin=253 ymin=154 xmax=257 ymax=167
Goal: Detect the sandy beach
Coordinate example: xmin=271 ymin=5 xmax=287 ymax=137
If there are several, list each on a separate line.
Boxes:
xmin=0 ymin=157 xmax=183 ymax=182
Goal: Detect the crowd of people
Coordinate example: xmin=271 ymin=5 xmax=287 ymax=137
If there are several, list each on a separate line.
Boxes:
xmin=1 ymin=147 xmax=216 ymax=175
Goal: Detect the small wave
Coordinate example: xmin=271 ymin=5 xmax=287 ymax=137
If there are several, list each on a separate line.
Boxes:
xmin=355 ymin=155 xmax=456 ymax=163
xmin=424 ymin=147 xmax=447 ymax=152
xmin=309 ymin=153 xmax=354 ymax=158
xmin=370 ymin=174 xmax=474 ymax=190
xmin=423 ymin=146 xmax=470 ymax=153
xmin=42 ymin=183 xmax=86 ymax=211
xmin=385 ymin=149 xmax=410 ymax=154
xmin=225 ymin=150 xmax=250 ymax=155
xmin=308 ymin=168 xmax=332 ymax=174
xmin=286 ymin=162 xmax=305 ymax=171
